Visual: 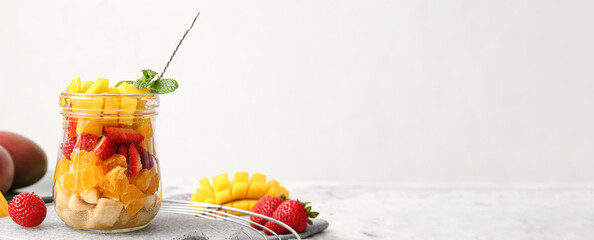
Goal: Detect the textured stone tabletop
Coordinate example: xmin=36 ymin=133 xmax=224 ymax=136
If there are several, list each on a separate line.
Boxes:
xmin=165 ymin=180 xmax=594 ymax=240
xmin=5 ymin=174 xmax=594 ymax=239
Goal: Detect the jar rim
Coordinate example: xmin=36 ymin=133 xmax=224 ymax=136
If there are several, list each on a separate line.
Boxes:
xmin=60 ymin=92 xmax=157 ymax=97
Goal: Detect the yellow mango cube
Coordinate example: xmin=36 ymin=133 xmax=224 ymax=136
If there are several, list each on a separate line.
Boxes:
xmin=85 ymin=78 xmax=109 ymax=94
xmin=80 ymin=81 xmax=94 ymax=93
xmin=231 ymin=182 xmax=248 ymax=200
xmin=76 ymin=118 xmax=103 ymax=136
xmin=0 ymin=192 xmax=8 ymax=218
xmin=54 ymin=156 xmax=70 ymax=184
xmin=214 ymin=188 xmax=231 ymax=205
xmin=103 ymin=95 xmax=121 ymax=126
xmin=213 ymin=173 xmax=230 ymax=192
xmin=66 ymin=78 xmax=81 ymax=93
xmin=246 ymin=181 xmax=266 ymax=199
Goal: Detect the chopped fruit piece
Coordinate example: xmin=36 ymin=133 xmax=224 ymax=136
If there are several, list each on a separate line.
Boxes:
xmin=8 ymin=193 xmax=47 ymax=227
xmin=127 ymin=144 xmax=143 ymax=177
xmin=104 ymin=127 xmax=144 ymax=144
xmin=54 ymin=190 xmax=70 ymax=209
xmin=71 ymin=150 xmax=100 ymax=171
xmin=80 ymin=81 xmax=94 ymax=93
xmin=67 ymin=117 xmax=78 ymax=138
xmin=134 ymin=119 xmax=153 ymax=140
xmin=88 ymin=198 xmax=123 ymax=228
xmin=54 ymin=156 xmax=70 ymax=183
xmin=143 ymin=194 xmax=157 ymax=209
xmin=199 ymin=178 xmax=215 ymax=203
xmin=0 ymin=192 xmax=8 ymax=218
xmin=117 ymin=144 xmax=128 ymax=157
xmin=72 ymin=97 xmax=104 ymax=120
xmin=74 ymin=132 xmax=98 ymax=151
xmin=68 ymin=194 xmax=94 ymax=212
xmin=137 ymin=146 xmax=154 ymax=169
xmin=61 ymin=137 xmax=77 ymax=160
xmin=101 ymin=153 xmax=127 ymax=172
xmin=118 ymin=82 xmax=150 ymax=94
xmin=131 ymin=168 xmax=155 ymax=193
xmin=119 ymin=97 xmax=136 ymax=126
xmin=246 ymin=181 xmax=267 ymax=199
xmin=76 ymin=119 xmax=103 ymax=136
xmin=121 ymin=184 xmax=146 ymax=216
xmin=65 ymin=78 xmax=81 ymax=93
xmin=93 ymin=136 xmax=118 ymax=160
xmin=231 ymin=172 xmax=249 ymax=199
xmin=58 ymin=172 xmax=77 ymax=193
xmin=105 ymin=87 xmax=121 ymax=94
xmin=80 ymin=188 xmax=100 ymax=204
xmin=85 ymin=78 xmax=109 ymax=94
xmin=246 ymin=173 xmax=267 ymax=199
xmin=103 ymin=93 xmax=121 ymax=126
xmin=78 ymin=165 xmax=103 ymax=191
xmin=231 ymin=182 xmax=248 ymax=200
xmin=103 ymin=166 xmax=128 ymax=199
xmin=214 ymin=188 xmax=231 ymax=205
xmin=213 ymin=173 xmax=230 ymax=192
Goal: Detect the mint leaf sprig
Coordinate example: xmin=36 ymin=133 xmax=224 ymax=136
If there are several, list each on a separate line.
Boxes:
xmin=115 ymin=69 xmax=179 ymax=94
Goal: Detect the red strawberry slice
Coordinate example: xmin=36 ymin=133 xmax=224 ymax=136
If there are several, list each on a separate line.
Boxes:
xmin=74 ymin=133 xmax=98 ymax=151
xmin=117 ymin=144 xmax=128 ymax=158
xmin=93 ymin=136 xmax=117 ymax=160
xmin=62 ymin=137 xmax=77 ymax=160
xmin=127 ymin=144 xmax=143 ymax=177
xmin=137 ymin=146 xmax=155 ymax=169
xmin=104 ymin=127 xmax=144 ymax=144
xmin=67 ymin=117 xmax=77 ymax=138
xmin=250 ymin=195 xmax=286 ymax=229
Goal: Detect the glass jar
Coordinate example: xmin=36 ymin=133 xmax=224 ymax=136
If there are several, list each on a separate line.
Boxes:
xmin=53 ymin=92 xmax=162 ymax=232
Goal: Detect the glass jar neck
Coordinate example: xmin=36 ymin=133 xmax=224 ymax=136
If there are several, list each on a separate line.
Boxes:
xmin=60 ymin=92 xmax=160 ymax=118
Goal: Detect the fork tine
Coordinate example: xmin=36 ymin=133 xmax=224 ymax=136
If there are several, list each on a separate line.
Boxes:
xmin=162 ymin=200 xmax=301 ymax=240
xmin=160 ymin=206 xmax=283 ymax=240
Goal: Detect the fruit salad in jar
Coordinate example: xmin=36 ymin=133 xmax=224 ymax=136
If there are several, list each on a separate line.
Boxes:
xmin=54 ymin=75 xmax=167 ymax=232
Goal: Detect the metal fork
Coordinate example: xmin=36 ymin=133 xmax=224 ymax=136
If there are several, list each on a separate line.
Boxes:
xmin=161 ymin=199 xmax=301 ymax=240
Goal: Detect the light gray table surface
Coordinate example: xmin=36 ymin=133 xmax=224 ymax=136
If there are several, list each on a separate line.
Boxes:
xmin=7 ymin=173 xmax=594 ymax=239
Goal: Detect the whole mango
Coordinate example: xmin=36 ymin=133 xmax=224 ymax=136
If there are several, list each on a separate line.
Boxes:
xmin=0 ymin=131 xmax=47 ymax=190
xmin=0 ymin=145 xmax=14 ymax=194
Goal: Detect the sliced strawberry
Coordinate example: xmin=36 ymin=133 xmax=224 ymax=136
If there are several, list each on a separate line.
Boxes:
xmin=61 ymin=137 xmax=77 ymax=160
xmin=67 ymin=117 xmax=78 ymax=138
xmin=117 ymin=144 xmax=128 ymax=158
xmin=93 ymin=136 xmax=117 ymax=160
xmin=104 ymin=127 xmax=144 ymax=144
xmin=74 ymin=133 xmax=98 ymax=151
xmin=127 ymin=144 xmax=143 ymax=177
xmin=137 ymin=146 xmax=155 ymax=169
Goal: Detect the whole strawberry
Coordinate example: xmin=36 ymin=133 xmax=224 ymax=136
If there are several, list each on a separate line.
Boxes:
xmin=250 ymin=195 xmax=286 ymax=229
xmin=263 ymin=200 xmax=318 ymax=235
xmin=8 ymin=193 xmax=47 ymax=227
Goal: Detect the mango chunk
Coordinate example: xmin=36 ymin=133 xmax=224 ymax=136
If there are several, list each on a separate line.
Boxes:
xmin=212 ymin=173 xmax=230 ymax=192
xmin=80 ymin=81 xmax=94 ymax=93
xmin=214 ymin=188 xmax=231 ymax=205
xmin=66 ymin=78 xmax=81 ymax=93
xmin=85 ymin=78 xmax=109 ymax=94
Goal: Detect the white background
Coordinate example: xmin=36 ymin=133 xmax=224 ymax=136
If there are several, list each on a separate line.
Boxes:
xmin=0 ymin=0 xmax=593 ymax=188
